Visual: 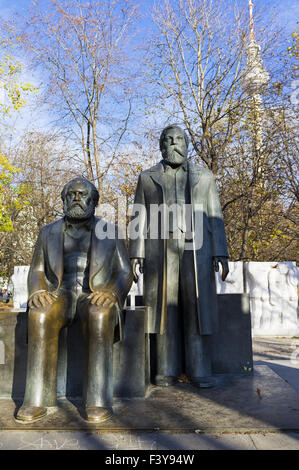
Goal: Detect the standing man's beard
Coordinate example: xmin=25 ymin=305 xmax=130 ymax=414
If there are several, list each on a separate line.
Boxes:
xmin=64 ymin=202 xmax=95 ymax=220
xmin=162 ymin=148 xmax=187 ymax=166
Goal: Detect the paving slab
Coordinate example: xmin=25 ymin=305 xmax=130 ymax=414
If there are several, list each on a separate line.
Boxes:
xmin=0 ymin=430 xmax=157 ymax=450
xmin=250 ymin=432 xmax=299 ymax=450
xmin=0 ymin=430 xmax=257 ymax=450
xmin=0 ymin=430 xmax=299 ymax=450
xmin=1 ymin=365 xmax=299 ymax=433
xmin=253 ymin=337 xmax=299 ymax=393
xmin=155 ymin=432 xmax=257 ymax=450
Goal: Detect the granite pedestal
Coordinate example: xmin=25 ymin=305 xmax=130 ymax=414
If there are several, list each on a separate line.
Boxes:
xmin=0 ymin=309 xmax=27 ymax=399
xmin=212 ymin=294 xmax=253 ymax=374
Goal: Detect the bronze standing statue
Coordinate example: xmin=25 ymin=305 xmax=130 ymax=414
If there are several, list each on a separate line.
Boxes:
xmin=16 ymin=178 xmax=133 ymax=423
xmin=130 ymin=124 xmax=229 ymax=387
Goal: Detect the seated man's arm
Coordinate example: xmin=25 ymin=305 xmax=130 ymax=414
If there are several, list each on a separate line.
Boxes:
xmin=28 ymin=228 xmax=56 ymax=308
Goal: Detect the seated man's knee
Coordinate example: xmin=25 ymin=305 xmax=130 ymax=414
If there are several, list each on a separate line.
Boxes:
xmin=28 ymin=311 xmax=51 ymax=331
xmin=28 ymin=302 xmax=57 ymax=325
xmin=88 ymin=304 xmax=116 ymax=324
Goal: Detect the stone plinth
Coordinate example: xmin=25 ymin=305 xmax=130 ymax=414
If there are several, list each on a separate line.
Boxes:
xmin=0 ymin=310 xmax=27 ymax=399
xmin=212 ymin=294 xmax=253 ymax=374
xmin=113 ymin=307 xmax=149 ymax=398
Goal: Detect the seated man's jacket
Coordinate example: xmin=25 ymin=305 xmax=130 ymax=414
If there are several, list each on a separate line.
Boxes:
xmin=28 ymin=216 xmax=133 ymax=338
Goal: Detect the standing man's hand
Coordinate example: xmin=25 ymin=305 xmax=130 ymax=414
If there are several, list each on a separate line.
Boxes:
xmin=213 ymin=257 xmax=229 ymax=281
xmin=131 ymin=258 xmax=144 ymax=283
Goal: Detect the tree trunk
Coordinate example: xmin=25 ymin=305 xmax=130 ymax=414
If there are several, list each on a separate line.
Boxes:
xmin=86 ymin=120 xmax=95 ymax=184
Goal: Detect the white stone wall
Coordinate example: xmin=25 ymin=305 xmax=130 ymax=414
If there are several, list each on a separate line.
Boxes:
xmin=215 ymin=260 xmax=299 ymax=337
xmin=10 ymin=266 xmax=30 ymax=309
xmin=245 ymin=262 xmax=299 ymax=337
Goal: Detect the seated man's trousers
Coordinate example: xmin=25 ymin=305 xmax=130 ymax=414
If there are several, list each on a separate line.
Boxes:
xmin=23 ymin=289 xmax=117 ymax=408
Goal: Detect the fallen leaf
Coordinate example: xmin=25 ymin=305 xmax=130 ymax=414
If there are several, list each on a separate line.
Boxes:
xmin=178 ymin=374 xmax=190 ymax=384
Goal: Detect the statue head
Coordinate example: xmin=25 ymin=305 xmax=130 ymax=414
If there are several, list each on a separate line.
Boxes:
xmin=61 ymin=177 xmax=99 ymax=221
xmin=159 ymin=124 xmax=189 ymax=165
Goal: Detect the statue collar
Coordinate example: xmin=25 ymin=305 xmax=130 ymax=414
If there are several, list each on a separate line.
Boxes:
xmin=160 ymin=160 xmax=187 ymax=172
xmin=63 ymin=216 xmax=94 ymax=232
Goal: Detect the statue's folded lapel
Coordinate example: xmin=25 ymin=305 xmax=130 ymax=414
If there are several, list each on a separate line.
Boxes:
xmin=47 ymin=219 xmax=64 ymax=288
xmin=89 ymin=218 xmax=113 ymax=286
xmin=188 ymin=162 xmax=202 ymax=194
xmin=149 ymin=162 xmax=164 ymax=192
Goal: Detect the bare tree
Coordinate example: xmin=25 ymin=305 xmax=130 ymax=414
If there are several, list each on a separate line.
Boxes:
xmin=0 ymin=131 xmax=75 ymax=276
xmin=147 ymin=0 xmax=254 ymax=175
xmin=145 ymin=0 xmax=298 ymax=262
xmin=8 ymin=0 xmax=138 ymax=202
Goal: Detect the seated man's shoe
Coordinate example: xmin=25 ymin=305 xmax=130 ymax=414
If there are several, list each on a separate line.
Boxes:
xmin=154 ymin=375 xmax=178 ymax=386
xmin=85 ymin=406 xmax=113 ymax=423
xmin=16 ymin=405 xmax=47 ymax=423
xmin=190 ymin=376 xmax=215 ymax=388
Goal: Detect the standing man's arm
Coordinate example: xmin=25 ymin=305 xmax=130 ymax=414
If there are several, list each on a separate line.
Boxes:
xmin=207 ymin=174 xmax=229 ymax=281
xmin=129 ymin=174 xmax=146 ymax=282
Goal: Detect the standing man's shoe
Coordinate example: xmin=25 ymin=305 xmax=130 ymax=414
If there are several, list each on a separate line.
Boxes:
xmin=190 ymin=376 xmax=215 ymax=388
xmin=154 ymin=375 xmax=178 ymax=386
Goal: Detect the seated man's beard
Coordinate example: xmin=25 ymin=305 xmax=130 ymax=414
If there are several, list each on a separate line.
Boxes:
xmin=163 ymin=148 xmax=187 ymax=165
xmin=64 ymin=202 xmax=95 ymax=220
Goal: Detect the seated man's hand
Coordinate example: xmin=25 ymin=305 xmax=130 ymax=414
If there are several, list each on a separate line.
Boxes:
xmin=87 ymin=290 xmax=117 ymax=309
xmin=28 ymin=291 xmax=58 ymax=309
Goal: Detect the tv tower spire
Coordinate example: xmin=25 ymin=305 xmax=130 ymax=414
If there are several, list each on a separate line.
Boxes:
xmin=242 ymin=0 xmax=270 ymax=180
xmin=242 ymin=0 xmax=269 ymax=96
xmin=249 ymin=0 xmax=254 ymax=41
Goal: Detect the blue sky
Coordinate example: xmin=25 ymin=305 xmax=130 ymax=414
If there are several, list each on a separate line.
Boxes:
xmin=0 ymin=0 xmax=298 ymax=35
xmin=0 ymin=0 xmax=297 ymax=147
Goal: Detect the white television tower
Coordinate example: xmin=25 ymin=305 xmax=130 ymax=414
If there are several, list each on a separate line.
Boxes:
xmin=242 ymin=0 xmax=270 ymax=177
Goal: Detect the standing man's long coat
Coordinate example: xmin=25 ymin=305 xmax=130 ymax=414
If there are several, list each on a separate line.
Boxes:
xmin=129 ymin=161 xmax=228 ymax=335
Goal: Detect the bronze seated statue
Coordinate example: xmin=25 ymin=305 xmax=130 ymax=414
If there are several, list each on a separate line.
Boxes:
xmin=16 ymin=177 xmax=133 ymax=423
